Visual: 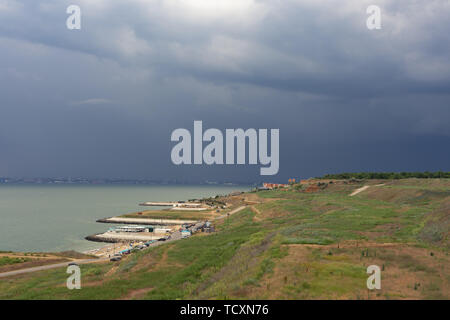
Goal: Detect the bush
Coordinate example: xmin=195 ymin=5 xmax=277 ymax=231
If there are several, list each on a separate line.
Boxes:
xmin=319 ymin=171 xmax=450 ymax=180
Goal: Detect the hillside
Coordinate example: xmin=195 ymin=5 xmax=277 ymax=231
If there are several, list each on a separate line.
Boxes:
xmin=0 ymin=179 xmax=448 ymax=300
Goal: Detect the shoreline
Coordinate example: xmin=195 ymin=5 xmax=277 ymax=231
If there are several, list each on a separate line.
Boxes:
xmin=0 ymin=184 xmax=250 ymax=256
xmin=1 ymin=186 xmax=248 ymax=258
xmin=97 ymin=216 xmax=198 ymax=225
xmin=82 ymin=242 xmax=132 ymax=257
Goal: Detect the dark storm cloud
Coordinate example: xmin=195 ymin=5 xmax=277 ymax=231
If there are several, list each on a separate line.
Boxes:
xmin=0 ymin=0 xmax=449 ymax=181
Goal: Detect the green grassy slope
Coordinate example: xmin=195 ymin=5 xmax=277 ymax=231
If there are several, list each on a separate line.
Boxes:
xmin=0 ymin=179 xmax=448 ymax=300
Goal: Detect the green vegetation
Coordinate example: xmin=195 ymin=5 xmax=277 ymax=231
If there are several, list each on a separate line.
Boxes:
xmin=0 ymin=209 xmax=262 ymax=299
xmin=0 ymin=178 xmax=448 ymax=299
xmin=122 ymin=209 xmax=213 ymax=220
xmin=199 ymin=197 xmax=227 ymax=207
xmin=0 ymin=256 xmax=30 ymax=266
xmin=319 ymin=171 xmax=450 ymax=180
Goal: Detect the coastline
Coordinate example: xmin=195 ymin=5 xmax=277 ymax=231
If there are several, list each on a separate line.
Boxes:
xmin=83 ymin=242 xmax=132 ymax=257
xmin=0 ymin=184 xmax=250 ymax=253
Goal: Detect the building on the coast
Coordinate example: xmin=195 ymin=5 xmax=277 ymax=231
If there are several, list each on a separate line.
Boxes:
xmin=154 ymin=228 xmax=172 ymax=234
xmin=173 ymin=202 xmax=203 ymax=208
xmin=262 ymin=183 xmax=289 ymax=189
xmin=181 ymin=230 xmax=192 ymax=238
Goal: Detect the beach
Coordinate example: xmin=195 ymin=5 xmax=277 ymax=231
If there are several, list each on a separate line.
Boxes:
xmin=0 ymin=184 xmax=250 ymax=253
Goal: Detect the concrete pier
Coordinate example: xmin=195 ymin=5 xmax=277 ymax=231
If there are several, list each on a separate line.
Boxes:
xmin=139 ymin=202 xmax=176 ymax=206
xmin=85 ymin=232 xmax=164 ymax=243
xmin=97 ymin=216 xmax=198 ymax=225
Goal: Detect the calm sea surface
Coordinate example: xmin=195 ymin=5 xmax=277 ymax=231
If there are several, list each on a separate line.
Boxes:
xmin=0 ymin=184 xmax=250 ymax=253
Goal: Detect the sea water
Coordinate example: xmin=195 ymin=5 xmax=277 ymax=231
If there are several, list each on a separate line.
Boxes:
xmin=0 ymin=184 xmax=249 ymax=253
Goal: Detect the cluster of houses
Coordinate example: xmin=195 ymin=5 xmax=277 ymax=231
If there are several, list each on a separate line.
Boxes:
xmin=181 ymin=221 xmax=215 ymax=237
xmin=262 ymin=183 xmax=289 ymax=189
xmin=108 ymin=225 xmax=171 ymax=234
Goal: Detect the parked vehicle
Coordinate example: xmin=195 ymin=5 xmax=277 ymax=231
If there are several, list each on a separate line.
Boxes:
xmin=110 ymin=256 xmax=121 ymax=262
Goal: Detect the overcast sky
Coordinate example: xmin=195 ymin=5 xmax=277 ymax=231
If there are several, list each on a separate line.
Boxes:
xmin=0 ymin=0 xmax=449 ymax=182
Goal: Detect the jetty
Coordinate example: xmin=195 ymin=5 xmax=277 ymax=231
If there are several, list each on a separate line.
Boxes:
xmin=87 ymin=198 xmax=211 ymax=246
xmin=97 ymin=217 xmax=198 ymax=225
xmin=139 ymin=201 xmax=209 ymax=211
xmin=139 ymin=201 xmax=176 ymax=206
xmin=85 ymin=232 xmax=164 ymax=243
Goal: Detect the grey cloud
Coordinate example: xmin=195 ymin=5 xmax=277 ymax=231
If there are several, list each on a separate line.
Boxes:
xmin=0 ymin=0 xmax=449 ymax=181
xmin=71 ymin=98 xmax=114 ymax=106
